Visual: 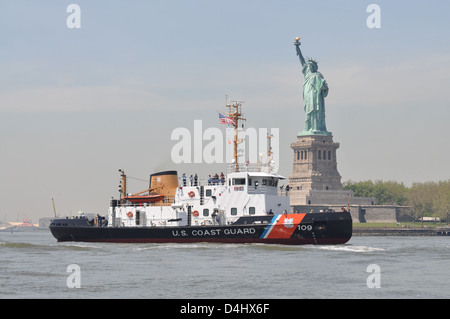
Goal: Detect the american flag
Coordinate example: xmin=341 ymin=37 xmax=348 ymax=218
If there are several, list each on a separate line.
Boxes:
xmin=218 ymin=112 xmax=235 ymax=125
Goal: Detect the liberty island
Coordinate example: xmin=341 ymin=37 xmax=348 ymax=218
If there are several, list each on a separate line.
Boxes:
xmin=289 ymin=37 xmax=411 ymax=226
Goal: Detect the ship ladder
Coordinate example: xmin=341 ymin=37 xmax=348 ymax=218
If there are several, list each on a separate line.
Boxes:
xmin=200 ymin=185 xmax=204 ymax=205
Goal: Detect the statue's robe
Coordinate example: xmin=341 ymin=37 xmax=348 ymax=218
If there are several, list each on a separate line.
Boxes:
xmin=302 ymin=64 xmax=328 ymax=133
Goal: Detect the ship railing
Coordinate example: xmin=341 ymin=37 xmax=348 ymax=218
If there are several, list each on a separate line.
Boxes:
xmin=178 ymin=177 xmax=226 ymax=187
xmin=247 ymin=185 xmax=279 ymax=195
xmin=118 ymin=196 xmax=175 ymax=207
xmin=175 ymin=163 xmax=274 ymax=187
xmin=278 ymin=190 xmax=290 ymax=197
xmin=226 ymin=163 xmax=271 ymax=173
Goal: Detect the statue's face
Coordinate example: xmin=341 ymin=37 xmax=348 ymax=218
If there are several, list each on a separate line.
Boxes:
xmin=308 ymin=62 xmax=318 ymax=72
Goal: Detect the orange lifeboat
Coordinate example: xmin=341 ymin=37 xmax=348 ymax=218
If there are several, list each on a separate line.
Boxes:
xmin=123 ymin=194 xmax=165 ymax=204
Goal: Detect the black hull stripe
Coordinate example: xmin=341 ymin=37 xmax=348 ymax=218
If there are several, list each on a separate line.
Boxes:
xmin=50 ymin=212 xmax=353 ymax=245
xmin=56 ymin=237 xmax=351 ymax=245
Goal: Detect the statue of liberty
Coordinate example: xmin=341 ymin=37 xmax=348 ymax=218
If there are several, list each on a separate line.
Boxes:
xmin=295 ymin=37 xmax=331 ymax=136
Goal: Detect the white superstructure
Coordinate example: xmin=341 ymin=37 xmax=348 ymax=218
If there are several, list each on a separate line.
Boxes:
xmin=108 ymin=101 xmax=289 ymax=228
xmin=108 ymin=170 xmax=289 ymax=228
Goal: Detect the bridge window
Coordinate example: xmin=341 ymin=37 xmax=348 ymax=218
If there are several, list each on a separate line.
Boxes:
xmin=249 ymin=207 xmax=255 ymax=215
xmin=231 ymin=208 xmax=237 ymax=215
xmin=233 ymin=178 xmax=246 ymax=185
xmin=203 ymin=209 xmax=209 ymax=217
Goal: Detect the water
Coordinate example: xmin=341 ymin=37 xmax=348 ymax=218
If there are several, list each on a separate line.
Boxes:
xmin=1 ymin=231 xmax=449 ymax=299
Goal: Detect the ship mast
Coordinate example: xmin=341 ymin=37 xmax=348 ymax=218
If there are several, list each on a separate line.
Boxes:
xmin=119 ymin=169 xmax=127 ymax=203
xmin=267 ymin=133 xmax=273 ymax=173
xmin=225 ymin=101 xmax=246 ymax=172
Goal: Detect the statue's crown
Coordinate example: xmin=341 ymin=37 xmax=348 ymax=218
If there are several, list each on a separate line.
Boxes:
xmin=307 ymin=57 xmax=318 ymax=65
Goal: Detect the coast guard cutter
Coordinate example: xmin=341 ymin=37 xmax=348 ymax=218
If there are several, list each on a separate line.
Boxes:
xmin=50 ymin=102 xmax=352 ymax=244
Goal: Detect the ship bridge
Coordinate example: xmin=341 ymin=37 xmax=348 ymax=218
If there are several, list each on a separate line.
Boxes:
xmin=229 ymin=171 xmax=286 ymax=195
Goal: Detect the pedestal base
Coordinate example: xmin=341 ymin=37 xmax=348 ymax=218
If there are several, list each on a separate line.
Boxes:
xmin=297 ymin=130 xmax=332 ymax=137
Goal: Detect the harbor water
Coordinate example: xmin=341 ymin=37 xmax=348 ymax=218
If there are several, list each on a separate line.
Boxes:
xmin=1 ymin=230 xmax=449 ymax=299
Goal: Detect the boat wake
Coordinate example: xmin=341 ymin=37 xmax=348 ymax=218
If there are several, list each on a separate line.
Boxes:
xmin=0 ymin=241 xmax=43 ymax=249
xmin=314 ymin=245 xmax=387 ymax=253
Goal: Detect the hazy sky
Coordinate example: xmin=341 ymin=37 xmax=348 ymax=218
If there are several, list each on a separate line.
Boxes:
xmin=1 ymin=0 xmax=449 ymax=221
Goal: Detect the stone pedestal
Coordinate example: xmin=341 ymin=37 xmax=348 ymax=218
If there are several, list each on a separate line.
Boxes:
xmin=288 ymin=134 xmax=375 ymax=207
xmin=289 ymin=134 xmax=343 ymax=206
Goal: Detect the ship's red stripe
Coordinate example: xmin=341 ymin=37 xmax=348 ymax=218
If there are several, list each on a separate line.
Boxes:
xmin=265 ymin=214 xmax=306 ymax=239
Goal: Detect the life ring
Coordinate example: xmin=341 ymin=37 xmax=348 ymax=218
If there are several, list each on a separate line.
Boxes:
xmin=127 ymin=211 xmax=133 ymax=218
xmin=188 ymin=191 xmax=195 ymax=198
xmin=192 ymin=210 xmax=199 ymax=217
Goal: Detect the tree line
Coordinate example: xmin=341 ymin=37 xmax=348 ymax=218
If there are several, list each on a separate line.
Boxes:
xmin=343 ymin=180 xmax=450 ymax=221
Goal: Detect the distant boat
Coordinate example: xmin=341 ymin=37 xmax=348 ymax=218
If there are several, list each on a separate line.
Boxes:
xmin=17 ymin=218 xmax=36 ymax=228
xmin=0 ymin=218 xmax=41 ymax=232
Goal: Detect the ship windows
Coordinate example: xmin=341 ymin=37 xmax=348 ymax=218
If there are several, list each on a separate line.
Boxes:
xmin=261 ymin=178 xmax=278 ymax=187
xmin=205 ymin=189 xmax=212 ymax=197
xmin=231 ymin=208 xmax=237 ymax=215
xmin=233 ymin=178 xmax=246 ymax=185
xmin=203 ymin=209 xmax=209 ymax=217
xmin=249 ymin=207 xmax=256 ymax=215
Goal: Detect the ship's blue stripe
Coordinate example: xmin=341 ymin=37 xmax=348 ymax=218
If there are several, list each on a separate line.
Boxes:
xmin=260 ymin=215 xmax=280 ymax=239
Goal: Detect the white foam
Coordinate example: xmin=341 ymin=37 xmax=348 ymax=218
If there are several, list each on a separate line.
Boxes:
xmin=315 ymin=245 xmax=386 ymax=253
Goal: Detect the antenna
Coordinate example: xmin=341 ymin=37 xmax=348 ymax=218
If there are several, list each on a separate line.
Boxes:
xmin=225 ymin=100 xmax=246 ymax=172
xmin=119 ymin=169 xmax=127 ymax=203
xmin=267 ymin=133 xmax=273 ymax=173
xmin=52 ymin=198 xmax=57 ymax=218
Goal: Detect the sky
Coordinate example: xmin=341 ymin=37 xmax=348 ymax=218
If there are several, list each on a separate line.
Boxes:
xmin=1 ymin=0 xmax=449 ymax=222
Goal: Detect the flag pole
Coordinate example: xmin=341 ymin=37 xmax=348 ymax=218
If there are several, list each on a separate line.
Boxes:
xmin=52 ymin=198 xmax=57 ymax=218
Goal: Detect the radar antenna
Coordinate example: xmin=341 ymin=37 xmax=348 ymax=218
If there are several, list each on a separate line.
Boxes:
xmin=225 ymin=101 xmax=246 ymax=172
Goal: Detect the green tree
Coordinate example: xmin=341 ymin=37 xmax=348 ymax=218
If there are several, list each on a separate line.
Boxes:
xmin=343 ymin=180 xmax=408 ymax=205
xmin=344 ymin=179 xmax=450 ymax=221
xmin=407 ymin=180 xmax=450 ymax=221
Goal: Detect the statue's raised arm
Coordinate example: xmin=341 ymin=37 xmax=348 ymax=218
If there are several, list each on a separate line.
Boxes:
xmin=294 ymin=37 xmax=306 ymax=66
xmin=294 ymin=37 xmax=331 ymax=136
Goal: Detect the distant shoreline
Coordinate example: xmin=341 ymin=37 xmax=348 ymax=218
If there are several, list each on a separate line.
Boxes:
xmin=352 ymin=227 xmax=450 ymax=236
